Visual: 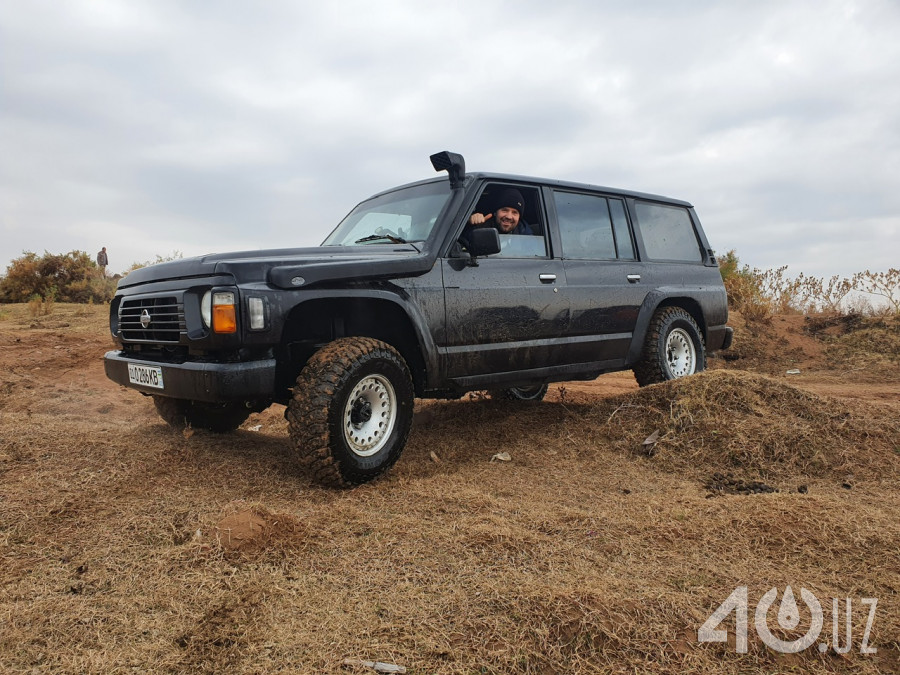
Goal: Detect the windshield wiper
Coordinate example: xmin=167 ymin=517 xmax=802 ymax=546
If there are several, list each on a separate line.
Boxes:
xmin=354 ymin=233 xmax=407 ymax=245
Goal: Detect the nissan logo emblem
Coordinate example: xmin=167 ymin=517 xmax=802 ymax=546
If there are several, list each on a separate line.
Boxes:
xmin=140 ymin=309 xmax=152 ymax=329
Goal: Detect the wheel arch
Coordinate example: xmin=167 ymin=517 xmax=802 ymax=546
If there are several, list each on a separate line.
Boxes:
xmin=626 ymin=291 xmax=708 ymax=366
xmin=279 ymin=292 xmax=433 ymax=396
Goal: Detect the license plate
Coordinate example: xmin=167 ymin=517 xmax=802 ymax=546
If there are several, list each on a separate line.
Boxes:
xmin=128 ymin=364 xmax=164 ymax=389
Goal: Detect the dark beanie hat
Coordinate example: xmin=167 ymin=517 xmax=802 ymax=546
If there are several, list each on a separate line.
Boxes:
xmin=493 ymin=188 xmax=525 ymax=215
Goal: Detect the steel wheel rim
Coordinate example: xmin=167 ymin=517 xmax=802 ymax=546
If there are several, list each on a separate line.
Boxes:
xmin=343 ymin=374 xmax=397 ymax=457
xmin=666 ymin=328 xmax=696 ymax=378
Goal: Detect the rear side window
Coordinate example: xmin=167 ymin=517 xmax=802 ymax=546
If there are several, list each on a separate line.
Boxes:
xmin=634 ymin=202 xmax=702 ymax=262
xmin=554 ymin=191 xmax=635 ymax=260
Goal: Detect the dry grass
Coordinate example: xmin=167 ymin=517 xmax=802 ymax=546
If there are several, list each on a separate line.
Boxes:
xmin=1 ymin=304 xmax=898 ymax=673
xmin=599 ymin=369 xmax=899 ymax=480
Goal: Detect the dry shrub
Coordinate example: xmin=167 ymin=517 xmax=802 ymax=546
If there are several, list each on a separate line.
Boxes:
xmin=718 ymin=250 xmax=773 ymax=323
xmin=27 ymin=293 xmax=54 ymax=317
xmin=856 ymin=268 xmax=900 ymax=313
xmin=65 ymin=275 xmax=117 ymax=303
xmin=27 ymin=295 xmax=42 ymax=317
xmin=599 ymin=370 xmax=897 ymax=480
xmin=812 ymin=274 xmax=857 ymax=314
xmin=725 ymin=272 xmax=773 ymax=324
xmin=74 ymin=298 xmax=95 ymax=317
xmin=0 ymin=250 xmax=101 ymax=303
xmin=719 ymin=251 xmax=899 ymax=322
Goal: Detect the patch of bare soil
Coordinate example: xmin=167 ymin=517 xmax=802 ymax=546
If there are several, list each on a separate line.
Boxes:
xmin=212 ymin=501 xmax=306 ymax=554
xmin=1 ymin=304 xmax=898 ymax=674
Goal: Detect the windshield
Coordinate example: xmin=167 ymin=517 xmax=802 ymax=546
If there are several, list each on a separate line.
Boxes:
xmin=322 ymin=181 xmax=452 ymax=246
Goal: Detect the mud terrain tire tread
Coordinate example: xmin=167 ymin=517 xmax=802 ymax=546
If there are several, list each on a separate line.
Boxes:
xmin=152 ymin=396 xmax=251 ymax=432
xmin=286 ymin=337 xmax=414 ymax=488
xmin=153 ymin=396 xmax=188 ymax=428
xmin=633 ymin=306 xmax=706 ymax=387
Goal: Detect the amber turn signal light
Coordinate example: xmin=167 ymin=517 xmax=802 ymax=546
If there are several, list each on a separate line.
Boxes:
xmin=212 ymin=292 xmax=237 ymax=333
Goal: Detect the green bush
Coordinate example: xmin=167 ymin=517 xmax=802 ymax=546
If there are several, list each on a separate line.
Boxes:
xmin=0 ymin=250 xmax=116 ymax=303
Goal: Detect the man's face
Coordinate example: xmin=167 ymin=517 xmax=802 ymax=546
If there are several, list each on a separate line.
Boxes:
xmin=495 ymin=206 xmax=521 ymax=233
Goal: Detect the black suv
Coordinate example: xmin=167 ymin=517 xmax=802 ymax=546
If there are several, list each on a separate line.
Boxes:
xmin=105 ymin=151 xmax=732 ymax=486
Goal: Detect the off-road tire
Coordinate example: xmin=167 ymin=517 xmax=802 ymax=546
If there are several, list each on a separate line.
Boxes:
xmin=286 ymin=337 xmax=415 ymax=487
xmin=488 ymin=384 xmax=548 ymax=402
xmin=152 ymin=396 xmax=252 ymax=432
xmin=633 ymin=306 xmax=706 ymax=387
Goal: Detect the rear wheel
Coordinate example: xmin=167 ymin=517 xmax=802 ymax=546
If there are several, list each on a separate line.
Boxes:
xmin=633 ymin=307 xmax=706 ymax=387
xmin=488 ymin=384 xmax=548 ymax=402
xmin=286 ymin=337 xmax=415 ymax=487
xmin=152 ymin=397 xmax=253 ymax=432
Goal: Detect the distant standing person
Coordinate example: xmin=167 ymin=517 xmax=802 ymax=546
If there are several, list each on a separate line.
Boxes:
xmin=97 ymin=246 xmax=108 ymax=275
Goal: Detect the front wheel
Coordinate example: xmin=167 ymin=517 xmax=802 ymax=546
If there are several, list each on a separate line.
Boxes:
xmin=286 ymin=337 xmax=415 ymax=487
xmin=152 ymin=397 xmax=254 ymax=432
xmin=633 ymin=307 xmax=706 ymax=387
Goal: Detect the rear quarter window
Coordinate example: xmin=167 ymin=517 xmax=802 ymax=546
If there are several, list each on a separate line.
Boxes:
xmin=634 ymin=201 xmax=702 ymax=262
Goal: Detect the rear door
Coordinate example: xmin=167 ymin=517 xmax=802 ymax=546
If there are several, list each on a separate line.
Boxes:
xmin=549 ymin=189 xmax=650 ymax=366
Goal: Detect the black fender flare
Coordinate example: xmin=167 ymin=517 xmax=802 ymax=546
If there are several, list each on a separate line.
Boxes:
xmin=279 ymin=286 xmax=439 ymax=394
xmin=626 ymin=288 xmax=710 ymax=365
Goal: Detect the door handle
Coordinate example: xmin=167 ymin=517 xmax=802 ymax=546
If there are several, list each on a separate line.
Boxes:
xmin=539 ymin=274 xmax=557 ymax=283
xmin=626 ymin=274 xmax=641 ymax=283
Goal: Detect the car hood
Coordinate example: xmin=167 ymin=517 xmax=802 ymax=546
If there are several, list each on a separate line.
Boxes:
xmin=117 ymin=244 xmax=433 ymax=289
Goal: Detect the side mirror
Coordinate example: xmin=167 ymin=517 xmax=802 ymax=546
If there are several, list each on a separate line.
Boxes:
xmin=468 ymin=227 xmax=501 ymax=257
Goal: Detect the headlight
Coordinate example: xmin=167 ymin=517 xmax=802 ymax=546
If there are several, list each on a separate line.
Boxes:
xmin=201 ymin=291 xmax=212 ymax=328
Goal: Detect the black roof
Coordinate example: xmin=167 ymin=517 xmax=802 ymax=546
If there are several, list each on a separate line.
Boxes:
xmin=371 ymin=172 xmax=694 ymax=208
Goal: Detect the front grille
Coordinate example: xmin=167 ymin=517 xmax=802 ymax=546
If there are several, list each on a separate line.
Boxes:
xmin=119 ymin=296 xmax=186 ymax=343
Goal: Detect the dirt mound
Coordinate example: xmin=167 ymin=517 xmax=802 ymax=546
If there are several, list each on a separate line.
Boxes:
xmin=211 ymin=502 xmax=305 ymax=555
xmin=714 ymin=312 xmax=821 ymax=372
xmin=598 ymin=369 xmax=898 ymax=480
xmin=719 ymin=311 xmax=900 ymax=378
xmin=810 ymin=314 xmax=900 ymax=369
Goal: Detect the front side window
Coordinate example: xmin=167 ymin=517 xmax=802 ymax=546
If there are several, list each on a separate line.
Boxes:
xmin=461 ymin=183 xmax=548 ymax=258
xmin=323 ymin=181 xmax=451 ymax=246
xmin=634 ymin=201 xmax=702 ymax=262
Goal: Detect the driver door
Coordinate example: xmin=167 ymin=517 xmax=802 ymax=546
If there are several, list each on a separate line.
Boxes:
xmin=440 ymin=229 xmax=569 ymax=384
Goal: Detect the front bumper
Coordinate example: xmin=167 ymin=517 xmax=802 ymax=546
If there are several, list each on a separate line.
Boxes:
xmin=104 ymin=351 xmax=276 ymax=402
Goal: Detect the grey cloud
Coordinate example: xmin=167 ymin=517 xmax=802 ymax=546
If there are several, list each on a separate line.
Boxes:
xmin=1 ymin=0 xmax=899 ymax=278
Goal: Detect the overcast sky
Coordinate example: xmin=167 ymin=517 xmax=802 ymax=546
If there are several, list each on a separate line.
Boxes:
xmin=2 ymin=0 xmax=898 ymax=279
